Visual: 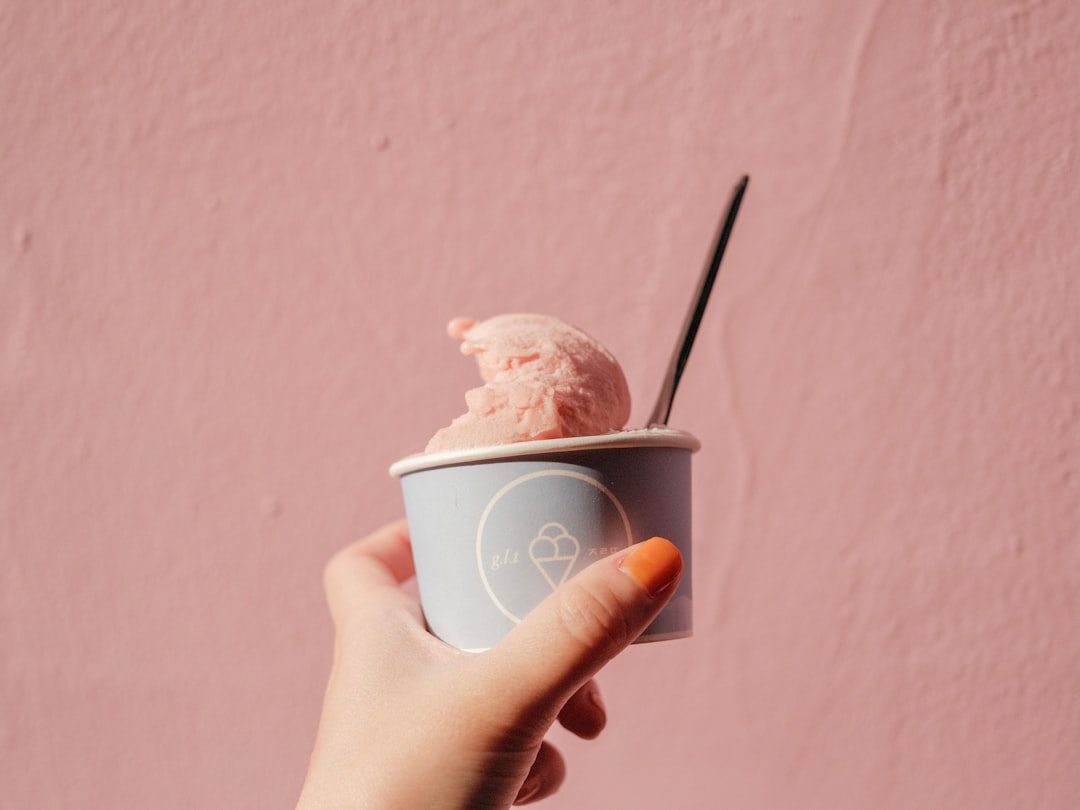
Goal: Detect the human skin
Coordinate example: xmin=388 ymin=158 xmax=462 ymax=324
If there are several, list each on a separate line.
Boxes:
xmin=296 ymin=518 xmax=683 ymax=809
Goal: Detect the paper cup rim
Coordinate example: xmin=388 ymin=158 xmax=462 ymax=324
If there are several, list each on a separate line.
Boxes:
xmin=389 ymin=427 xmax=700 ymax=478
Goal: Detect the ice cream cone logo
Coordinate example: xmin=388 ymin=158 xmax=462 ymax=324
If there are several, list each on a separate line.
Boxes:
xmin=476 ymin=470 xmax=633 ymax=625
xmin=528 ymin=522 xmax=581 ymax=591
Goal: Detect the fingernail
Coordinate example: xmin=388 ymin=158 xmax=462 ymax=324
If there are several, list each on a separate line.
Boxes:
xmin=516 ymin=773 xmax=541 ymax=803
xmin=586 ymin=681 xmax=606 ymax=716
xmin=618 ymin=536 xmax=683 ymax=596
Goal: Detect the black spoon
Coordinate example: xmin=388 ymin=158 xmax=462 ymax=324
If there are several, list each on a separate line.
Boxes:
xmin=647 ymin=174 xmax=750 ymax=426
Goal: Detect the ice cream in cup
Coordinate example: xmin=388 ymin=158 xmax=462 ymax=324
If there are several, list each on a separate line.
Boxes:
xmin=390 ymin=314 xmax=697 ymax=652
xmin=392 ymin=178 xmax=749 ymax=651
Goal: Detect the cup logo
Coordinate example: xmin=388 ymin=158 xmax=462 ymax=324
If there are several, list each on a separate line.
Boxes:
xmin=528 ymin=523 xmax=581 ymax=590
xmin=476 ymin=469 xmax=632 ymax=624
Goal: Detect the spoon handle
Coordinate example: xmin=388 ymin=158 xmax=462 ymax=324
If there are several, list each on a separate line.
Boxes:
xmin=647 ymin=174 xmax=749 ymax=426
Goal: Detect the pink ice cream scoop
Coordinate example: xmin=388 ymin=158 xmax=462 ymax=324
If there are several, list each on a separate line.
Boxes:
xmin=425 ymin=313 xmax=632 ymax=453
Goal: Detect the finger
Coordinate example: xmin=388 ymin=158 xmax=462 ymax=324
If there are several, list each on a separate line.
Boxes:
xmin=323 ymin=518 xmax=418 ymax=626
xmin=489 ymin=536 xmax=682 ymax=720
xmin=557 ymin=679 xmax=606 ymax=740
xmin=513 ymin=740 xmax=566 ymax=805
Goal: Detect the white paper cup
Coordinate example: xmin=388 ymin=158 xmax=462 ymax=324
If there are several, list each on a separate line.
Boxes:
xmin=389 ymin=427 xmax=699 ymax=652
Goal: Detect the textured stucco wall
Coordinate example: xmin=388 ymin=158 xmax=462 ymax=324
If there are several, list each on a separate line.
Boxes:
xmin=2 ymin=1 xmax=1078 ymax=808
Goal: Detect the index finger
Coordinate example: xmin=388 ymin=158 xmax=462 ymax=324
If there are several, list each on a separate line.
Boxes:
xmin=323 ymin=518 xmax=417 ymax=625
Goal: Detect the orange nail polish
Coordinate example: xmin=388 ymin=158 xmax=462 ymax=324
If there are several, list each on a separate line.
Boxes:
xmin=618 ymin=537 xmax=683 ymax=596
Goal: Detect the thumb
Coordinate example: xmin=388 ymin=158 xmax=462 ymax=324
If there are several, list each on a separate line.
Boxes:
xmin=485 ymin=536 xmax=683 ymax=715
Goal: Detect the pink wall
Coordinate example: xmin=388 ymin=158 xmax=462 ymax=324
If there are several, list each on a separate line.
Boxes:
xmin=3 ymin=1 xmax=1078 ymax=807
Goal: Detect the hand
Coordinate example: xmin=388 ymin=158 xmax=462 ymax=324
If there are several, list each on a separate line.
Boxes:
xmin=296 ymin=518 xmax=683 ymax=810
